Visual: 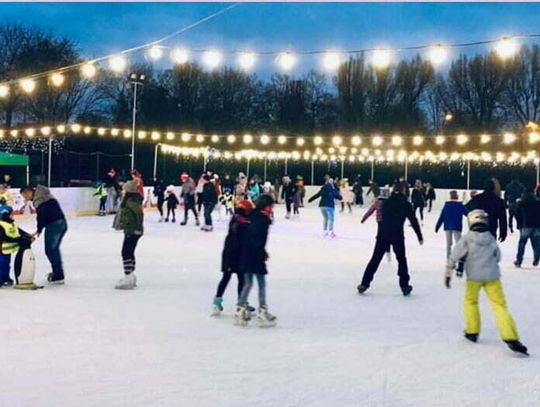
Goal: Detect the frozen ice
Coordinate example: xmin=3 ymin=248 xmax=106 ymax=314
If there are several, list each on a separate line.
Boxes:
xmin=1 ymin=204 xmax=539 ymax=406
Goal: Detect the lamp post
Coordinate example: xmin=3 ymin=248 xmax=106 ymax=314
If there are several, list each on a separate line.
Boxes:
xmin=129 ymin=73 xmax=145 ymax=171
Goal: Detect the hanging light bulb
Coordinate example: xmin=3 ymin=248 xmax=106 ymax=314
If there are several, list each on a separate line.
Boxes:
xmin=210 ymin=134 xmax=219 ymax=143
xmin=151 ymin=131 xmax=161 ymax=141
xmin=314 ymin=136 xmax=323 ymax=146
xmin=111 ymin=128 xmax=120 ymax=137
xmin=260 ymin=135 xmax=270 ymax=145
xmin=49 ymin=73 xmax=65 ymax=87
xmin=243 ymin=134 xmax=253 ymax=144
xmin=138 ymin=130 xmax=147 ymax=139
xmin=0 ymin=84 xmax=9 ymax=98
xmin=428 ymin=45 xmax=448 ymax=66
xmin=372 ymin=136 xmax=383 ymax=146
xmin=57 ymin=125 xmax=66 ymax=134
xmin=20 ymin=78 xmax=36 ymax=94
xmin=495 ymin=37 xmax=518 ymax=59
xmin=503 ymin=132 xmax=517 ymax=144
xmin=391 ymin=135 xmax=403 ymax=146
xmin=109 ymin=55 xmax=127 ymax=72
xmin=202 ymin=50 xmax=222 ymax=69
xmin=435 ymin=135 xmax=446 ymax=145
xmin=332 ymin=135 xmax=343 ymax=146
xmin=456 ymin=134 xmax=469 ymax=145
xmin=40 ymin=126 xmax=51 ymax=136
xmin=148 ymin=45 xmax=163 ymax=60
xmin=181 ymin=132 xmax=192 ymax=142
xmin=372 ymin=49 xmax=391 ymax=69
xmin=81 ymin=63 xmax=97 ymax=79
xmin=351 ymin=136 xmax=362 ymax=146
xmin=296 ymin=137 xmax=305 ymax=146
xmin=227 ymin=134 xmax=236 ymax=144
xmin=480 ymin=134 xmax=492 ymax=144
xmin=413 ymin=135 xmax=424 ymax=146
xmin=25 ymin=128 xmax=36 ymax=137
xmin=238 ymin=52 xmax=257 ymax=70
xmin=166 ymin=132 xmax=175 ymax=141
xmin=196 ymin=134 xmax=205 ymax=143
xmin=278 ymin=135 xmax=287 ymax=144
xmin=83 ymin=126 xmax=92 ymax=135
xmin=97 ymin=128 xmax=106 ymax=136
xmin=123 ymin=129 xmax=132 ymax=139
xmin=171 ymin=48 xmax=190 ymax=65
xmin=277 ymin=52 xmax=297 ymax=71
xmin=322 ymin=51 xmax=342 ymax=71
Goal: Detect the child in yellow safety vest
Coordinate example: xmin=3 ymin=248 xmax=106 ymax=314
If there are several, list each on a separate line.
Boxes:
xmin=446 ymin=209 xmax=529 ymax=356
xmin=94 ymin=182 xmax=108 ymax=216
xmin=0 ymin=205 xmax=31 ymax=286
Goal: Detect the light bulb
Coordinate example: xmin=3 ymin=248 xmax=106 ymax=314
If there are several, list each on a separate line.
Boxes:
xmin=238 ymin=52 xmax=256 ymax=70
xmin=148 ymin=46 xmax=163 ymax=60
xmin=81 ymin=63 xmax=97 ymax=78
xmin=50 ymin=73 xmax=65 ymax=87
xmin=20 ymin=78 xmax=36 ymax=94
xmin=172 ymin=48 xmax=190 ymax=65
xmin=277 ymin=53 xmax=297 ymax=71
xmin=495 ymin=37 xmax=518 ymax=59
xmin=322 ymin=51 xmax=342 ymax=71
xmin=109 ymin=55 xmax=127 ymax=72
xmin=372 ymin=49 xmax=391 ymax=69
xmin=202 ymin=50 xmax=222 ymax=69
xmin=0 ymin=84 xmax=9 ymax=98
xmin=428 ymin=45 xmax=448 ymax=66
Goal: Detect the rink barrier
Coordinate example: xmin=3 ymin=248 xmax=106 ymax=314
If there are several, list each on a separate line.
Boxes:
xmin=7 ymin=186 xmax=480 ymax=218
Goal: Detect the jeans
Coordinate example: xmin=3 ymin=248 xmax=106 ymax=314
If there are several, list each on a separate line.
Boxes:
xmin=0 ymin=254 xmax=11 ymax=283
xmin=361 ymin=238 xmax=410 ymax=289
xmin=183 ymin=196 xmax=198 ymax=221
xmin=216 ymin=270 xmax=245 ymax=299
xmin=99 ymin=197 xmax=107 ymax=212
xmin=516 ymin=227 xmax=540 ymax=264
xmin=44 ymin=219 xmax=67 ymax=280
xmin=445 ymin=230 xmax=462 ymax=259
xmin=238 ymin=273 xmax=266 ymax=307
xmin=204 ymin=202 xmax=215 ymax=226
xmin=121 ymin=234 xmax=141 ymax=275
xmin=320 ymin=207 xmax=335 ymax=231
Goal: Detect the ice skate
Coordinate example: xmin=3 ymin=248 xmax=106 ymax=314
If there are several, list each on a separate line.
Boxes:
xmin=180 ymin=219 xmax=187 ymax=226
xmin=0 ymin=279 xmax=14 ymax=287
xmin=47 ymin=273 xmax=64 ymax=285
xmin=285 ymin=213 xmax=291 ymax=219
xmin=401 ymin=285 xmax=413 ymax=296
xmin=256 ymin=306 xmax=277 ymax=328
xmin=513 ymin=260 xmax=521 ymax=268
xmin=328 ymin=230 xmax=336 ymax=239
xmin=211 ymin=297 xmax=223 ymax=316
xmin=505 ymin=340 xmax=529 ymax=356
xmin=115 ymin=273 xmax=136 ymax=290
xmin=233 ymin=305 xmax=251 ymax=326
xmin=158 ymin=216 xmax=164 ymax=223
xmin=195 ymin=218 xmax=200 ymax=227
xmin=534 ymin=259 xmax=539 ymax=267
xmin=357 ymin=284 xmax=369 ymax=294
xmin=165 ymin=218 xmax=169 ymax=223
xmin=172 ymin=218 xmax=176 ymax=223
xmin=464 ymin=333 xmax=478 ymax=343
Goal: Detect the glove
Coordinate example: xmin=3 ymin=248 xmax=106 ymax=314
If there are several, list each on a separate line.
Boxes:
xmin=455 ymin=261 xmax=464 ymax=278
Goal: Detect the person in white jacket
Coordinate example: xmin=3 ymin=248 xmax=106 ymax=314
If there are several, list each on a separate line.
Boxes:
xmin=446 ymin=209 xmax=528 ymax=356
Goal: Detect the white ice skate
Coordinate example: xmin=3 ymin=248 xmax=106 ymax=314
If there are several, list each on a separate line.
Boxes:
xmin=158 ymin=216 xmax=164 ymax=223
xmin=328 ymin=230 xmax=336 ymax=239
xmin=115 ymin=273 xmax=137 ymax=290
xmin=256 ymin=306 xmax=277 ymax=328
xmin=233 ymin=306 xmax=251 ymax=326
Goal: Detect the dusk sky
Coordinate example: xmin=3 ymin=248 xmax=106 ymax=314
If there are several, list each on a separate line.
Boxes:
xmin=2 ymin=2 xmax=540 ymax=75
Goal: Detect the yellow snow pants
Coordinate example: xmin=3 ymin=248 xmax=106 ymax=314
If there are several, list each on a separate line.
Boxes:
xmin=464 ymin=280 xmax=519 ymax=341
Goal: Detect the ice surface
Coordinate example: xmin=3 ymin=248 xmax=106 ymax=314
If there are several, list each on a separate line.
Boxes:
xmin=1 ymin=204 xmax=539 ymax=406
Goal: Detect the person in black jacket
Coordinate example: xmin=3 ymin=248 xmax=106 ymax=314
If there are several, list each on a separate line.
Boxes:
xmin=466 ymin=179 xmax=508 ymax=242
xmin=235 ymin=194 xmax=276 ymax=327
xmin=425 ymin=182 xmax=436 ymax=212
xmin=358 ymin=182 xmax=424 ymax=296
xmin=20 ymin=185 xmax=67 ymax=284
xmin=504 ymin=179 xmax=526 ymax=234
xmin=211 ymin=199 xmax=254 ymax=316
xmin=153 ymin=178 xmax=166 ymax=222
xmin=164 ymin=186 xmax=179 ymax=223
xmin=201 ymin=175 xmax=218 ymax=231
xmin=411 ymin=180 xmax=426 ymax=223
xmin=514 ymin=188 xmax=540 ymax=267
xmin=281 ymin=176 xmax=297 ymax=219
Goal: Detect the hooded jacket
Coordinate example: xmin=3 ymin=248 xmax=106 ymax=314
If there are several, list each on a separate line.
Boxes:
xmin=516 ymin=193 xmax=540 ymax=229
xmin=308 ymin=183 xmax=342 ymax=208
xmin=466 ymin=191 xmax=507 ymax=241
xmin=435 ymin=201 xmax=468 ymax=232
xmin=119 ymin=193 xmax=144 ymax=235
xmin=447 ymin=229 xmax=501 ymax=282
xmin=33 ymin=185 xmax=66 ymax=233
xmin=504 ymin=180 xmax=526 ymax=206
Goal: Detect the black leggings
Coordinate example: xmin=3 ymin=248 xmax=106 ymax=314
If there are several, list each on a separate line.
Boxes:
xmin=215 ymin=270 xmax=245 ymax=299
xmin=197 ymin=193 xmax=203 ymax=213
xmin=285 ymin=198 xmax=292 ymax=214
xmin=413 ymin=204 xmax=424 ymax=221
xmin=157 ymin=198 xmax=164 ymax=217
xmin=121 ymin=234 xmax=141 ymax=275
xmin=167 ymin=207 xmax=176 ymax=220
xmin=427 ymin=199 xmax=433 ymax=212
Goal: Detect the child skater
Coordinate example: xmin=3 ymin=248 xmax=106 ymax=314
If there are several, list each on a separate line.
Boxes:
xmin=0 ymin=205 xmax=32 ymax=287
xmin=436 ymin=190 xmax=468 ymax=259
xmin=164 ymin=185 xmax=179 ymax=223
xmin=220 ymin=187 xmax=234 ymax=217
xmin=115 ymin=181 xmax=144 ymax=290
xmin=211 ymin=199 xmax=254 ymax=316
xmin=446 ymin=209 xmax=528 ymax=356
xmin=235 ymin=194 xmax=277 ymax=327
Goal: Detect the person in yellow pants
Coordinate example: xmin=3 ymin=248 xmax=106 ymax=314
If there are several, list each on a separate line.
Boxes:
xmin=446 ymin=209 xmax=528 ymax=356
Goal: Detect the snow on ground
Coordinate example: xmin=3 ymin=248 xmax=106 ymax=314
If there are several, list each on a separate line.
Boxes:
xmin=1 ymin=204 xmax=539 ymax=407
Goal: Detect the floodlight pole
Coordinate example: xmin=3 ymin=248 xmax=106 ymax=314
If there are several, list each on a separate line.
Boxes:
xmin=153 ymin=144 xmax=160 ymax=180
xmin=466 ymin=159 xmax=471 ymax=190
xmin=47 ymin=137 xmax=53 ymax=187
xmin=263 ymin=157 xmax=267 ymax=182
xmin=311 ymin=159 xmax=314 ymax=185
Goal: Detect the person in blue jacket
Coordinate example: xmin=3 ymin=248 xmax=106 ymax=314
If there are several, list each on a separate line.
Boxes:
xmin=308 ymin=176 xmax=342 ymax=238
xmin=436 ymin=190 xmax=468 ymax=258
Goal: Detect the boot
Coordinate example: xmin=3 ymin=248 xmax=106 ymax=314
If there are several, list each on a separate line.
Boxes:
xmin=158 ymin=216 xmax=164 ymax=223
xmin=165 ymin=218 xmax=169 ymax=222
xmin=401 ymin=285 xmax=413 ymax=296
xmin=211 ymin=297 xmax=223 ymax=316
xmin=464 ymin=333 xmax=478 ymax=343
xmin=180 ymin=219 xmax=187 ymax=226
xmin=115 ymin=273 xmax=136 ymax=290
xmin=47 ymin=273 xmax=65 ymax=285
xmin=195 ymin=218 xmax=200 ymax=227
xmin=504 ymin=340 xmax=529 ymax=356
xmin=256 ymin=306 xmax=277 ymax=328
xmin=357 ymin=284 xmax=369 ymax=294
xmin=233 ymin=305 xmax=251 ymax=326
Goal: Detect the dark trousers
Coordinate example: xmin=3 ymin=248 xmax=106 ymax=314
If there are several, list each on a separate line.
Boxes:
xmin=361 ymin=238 xmax=410 ymax=289
xmin=413 ymin=204 xmax=424 ymax=221
xmin=0 ymin=254 xmax=11 ymax=283
xmin=166 ymin=207 xmax=176 ymax=220
xmin=427 ymin=199 xmax=433 ymax=212
xmin=157 ymin=198 xmax=164 ymax=217
xmin=516 ymin=227 xmax=540 ymax=264
xmin=183 ymin=196 xmax=198 ymax=221
xmin=215 ymin=269 xmax=245 ymax=299
xmin=121 ymin=234 xmax=141 ymax=275
xmin=99 ymin=197 xmax=107 ymax=212
xmin=285 ymin=198 xmax=292 ymax=214
xmin=204 ymin=202 xmax=215 ymax=226
xmin=197 ymin=193 xmax=203 ymax=213
xmin=508 ymin=206 xmax=517 ymax=232
xmin=44 ymin=219 xmax=67 ymax=280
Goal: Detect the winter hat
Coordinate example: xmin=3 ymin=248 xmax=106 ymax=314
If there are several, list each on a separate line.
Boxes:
xmin=255 ymin=194 xmax=275 ymax=211
xmin=467 ymin=209 xmax=489 ymax=228
xmin=235 ymin=199 xmax=255 ymax=215
xmin=263 ymin=181 xmax=272 ymax=189
xmin=449 ymin=190 xmax=459 ymax=200
xmin=0 ymin=205 xmax=13 ymax=221
xmin=123 ymin=180 xmax=138 ymax=194
xmin=166 ymin=185 xmax=175 ymax=193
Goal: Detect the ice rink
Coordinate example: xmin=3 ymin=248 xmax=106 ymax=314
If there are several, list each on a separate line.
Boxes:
xmin=1 ymin=204 xmax=539 ymax=406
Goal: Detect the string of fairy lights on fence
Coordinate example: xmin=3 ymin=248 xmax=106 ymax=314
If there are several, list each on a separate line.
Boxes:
xmin=0 ymin=33 xmax=538 ymax=99
xmin=2 ymin=123 xmax=540 ymax=165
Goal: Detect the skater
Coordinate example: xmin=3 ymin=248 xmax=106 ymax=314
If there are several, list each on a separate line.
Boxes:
xmin=106 ymin=168 xmax=121 ymax=214
xmin=248 ymin=177 xmax=261 ymax=202
xmin=179 ymin=172 xmax=199 ymax=226
xmin=411 ymin=180 xmax=426 ymax=223
xmin=0 ymin=184 xmax=14 ymax=206
xmin=296 ymin=176 xmax=306 ymax=207
xmin=164 ymin=185 xmax=179 ymax=223
xmin=281 ymin=176 xmax=296 ymax=219
xmin=425 ymin=182 xmax=436 ymax=213
xmin=435 ymin=190 xmax=468 ymax=259
xmin=153 ymin=178 xmax=166 ymax=222
xmin=292 ymin=179 xmax=302 ymax=216
xmin=220 ymin=187 xmax=234 ymax=217
xmin=212 ymin=199 xmax=254 ymax=316
xmin=446 ymin=210 xmax=528 ymax=356
xmin=352 ymin=176 xmax=364 ymax=206
xmin=504 ymin=179 xmax=526 ymax=234
xmin=0 ymin=205 xmax=32 ymax=287
xmin=366 ymin=180 xmax=380 ymax=202
xmin=339 ymin=179 xmax=354 ymax=213
xmin=235 ymin=194 xmax=277 ymax=327
xmin=201 ymin=175 xmax=218 ymax=231
xmin=357 ymin=182 xmax=423 ymax=296
xmin=20 ymin=185 xmax=67 ymax=284
xmin=131 ymin=169 xmax=145 ymax=198
xmin=235 ymin=173 xmax=248 ymax=201
xmin=195 ymin=174 xmax=205 ymax=213
xmin=513 ymin=188 xmax=540 ymax=267
xmin=466 ymin=178 xmax=507 ymax=242
xmin=94 ymin=182 xmax=108 ymax=216
xmin=308 ymin=176 xmax=342 ymax=238
xmin=115 ymin=180 xmax=144 ymax=289
xmin=361 ymin=187 xmax=391 ymax=261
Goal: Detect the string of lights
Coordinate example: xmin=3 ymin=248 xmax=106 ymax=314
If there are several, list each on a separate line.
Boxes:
xmin=0 ymin=32 xmax=537 ymax=98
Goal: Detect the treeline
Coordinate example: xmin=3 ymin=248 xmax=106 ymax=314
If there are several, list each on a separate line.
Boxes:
xmin=2 ymin=23 xmax=540 ymax=136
